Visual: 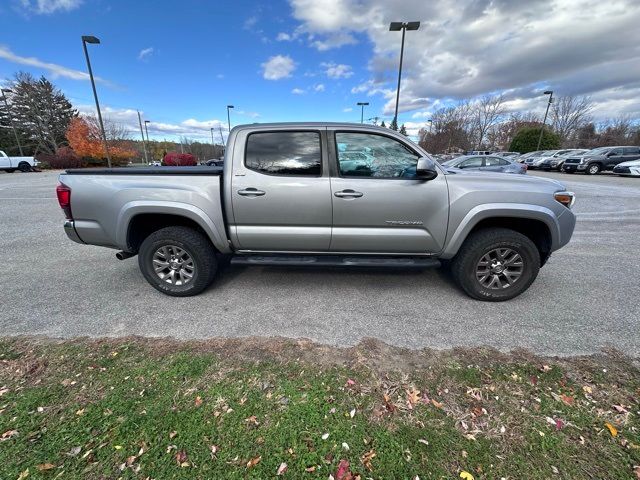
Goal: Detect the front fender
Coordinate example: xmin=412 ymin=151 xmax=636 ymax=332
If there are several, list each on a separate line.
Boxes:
xmin=441 ymin=203 xmax=561 ymax=259
xmin=116 ymin=201 xmax=231 ymax=254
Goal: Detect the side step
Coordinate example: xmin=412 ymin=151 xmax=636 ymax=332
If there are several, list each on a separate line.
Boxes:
xmin=230 ymin=254 xmax=440 ymax=268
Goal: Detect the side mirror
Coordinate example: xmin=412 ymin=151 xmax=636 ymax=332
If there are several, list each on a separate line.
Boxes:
xmin=416 ymin=156 xmax=439 ymax=180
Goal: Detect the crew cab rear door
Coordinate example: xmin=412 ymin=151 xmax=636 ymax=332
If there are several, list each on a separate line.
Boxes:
xmin=328 ymin=129 xmax=449 ymax=254
xmin=229 ymin=128 xmax=332 ymax=251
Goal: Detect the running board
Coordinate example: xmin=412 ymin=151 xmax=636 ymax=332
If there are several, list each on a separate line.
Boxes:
xmin=230 ymin=255 xmax=440 ymax=268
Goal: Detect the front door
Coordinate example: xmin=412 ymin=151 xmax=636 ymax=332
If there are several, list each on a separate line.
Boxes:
xmin=230 ymin=129 xmax=332 ymax=251
xmin=329 ymin=130 xmax=449 ymax=254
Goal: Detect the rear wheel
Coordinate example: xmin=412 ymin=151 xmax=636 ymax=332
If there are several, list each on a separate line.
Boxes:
xmin=586 ymin=163 xmax=601 ymax=175
xmin=450 ymin=228 xmax=540 ymax=301
xmin=138 ymin=226 xmax=217 ymax=296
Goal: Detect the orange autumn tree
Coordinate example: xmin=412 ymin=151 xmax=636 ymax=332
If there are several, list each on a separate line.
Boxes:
xmin=66 ymin=116 xmax=136 ymax=163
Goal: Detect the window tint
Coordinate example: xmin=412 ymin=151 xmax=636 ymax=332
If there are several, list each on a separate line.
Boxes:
xmin=623 ymin=147 xmax=640 ymax=154
xmin=459 ymin=157 xmax=483 ymax=168
xmin=245 ymin=131 xmax=321 ymax=176
xmin=610 ymin=148 xmax=624 ymax=155
xmin=335 ymin=132 xmax=420 ymax=178
xmin=485 ymin=156 xmax=508 ymax=166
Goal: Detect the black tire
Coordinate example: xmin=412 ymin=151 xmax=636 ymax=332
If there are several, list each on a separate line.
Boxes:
xmin=18 ymin=162 xmax=31 ymax=173
xmin=585 ymin=163 xmax=600 ymax=175
xmin=450 ymin=228 xmax=540 ymax=301
xmin=138 ymin=226 xmax=217 ymax=297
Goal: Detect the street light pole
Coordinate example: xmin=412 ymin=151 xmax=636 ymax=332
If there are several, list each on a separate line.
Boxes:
xmin=144 ymin=120 xmax=152 ymax=161
xmin=0 ymin=88 xmax=24 ymax=156
xmin=428 ymin=119 xmax=433 ymax=134
xmin=81 ymin=35 xmax=111 ymax=168
xmin=357 ymin=102 xmax=369 ymax=124
xmin=226 ymin=105 xmax=234 ymax=133
xmin=137 ymin=110 xmax=149 ymax=164
xmin=536 ymin=90 xmax=554 ymax=151
xmin=389 ymin=21 xmax=420 ymax=129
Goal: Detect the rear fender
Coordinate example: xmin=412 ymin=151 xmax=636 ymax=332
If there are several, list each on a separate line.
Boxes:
xmin=116 ymin=201 xmax=231 ymax=253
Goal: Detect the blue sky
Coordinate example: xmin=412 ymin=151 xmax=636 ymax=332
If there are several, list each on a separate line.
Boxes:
xmin=1 ymin=0 xmax=639 ymax=141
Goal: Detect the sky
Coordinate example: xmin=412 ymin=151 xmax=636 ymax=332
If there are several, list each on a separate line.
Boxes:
xmin=1 ymin=0 xmax=639 ymax=142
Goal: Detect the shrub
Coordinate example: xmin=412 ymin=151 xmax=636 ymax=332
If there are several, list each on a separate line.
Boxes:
xmin=510 ymin=127 xmax=561 ymax=153
xmin=163 ymin=152 xmax=197 ymax=166
xmin=36 ymin=147 xmax=82 ymax=169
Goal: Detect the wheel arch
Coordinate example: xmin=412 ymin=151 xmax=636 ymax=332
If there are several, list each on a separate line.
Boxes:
xmin=441 ymin=204 xmax=559 ymax=264
xmin=117 ymin=202 xmax=231 ymax=254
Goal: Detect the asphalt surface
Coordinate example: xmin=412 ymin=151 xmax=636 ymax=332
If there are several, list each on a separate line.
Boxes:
xmin=1 ymin=169 xmax=639 ymax=356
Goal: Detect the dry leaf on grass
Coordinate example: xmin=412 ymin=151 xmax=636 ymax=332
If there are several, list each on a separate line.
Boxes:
xmin=276 ymin=462 xmax=288 ymax=475
xmin=246 ymin=456 xmax=261 ymax=468
xmin=194 ymin=396 xmax=203 ymax=407
xmin=605 ymin=422 xmax=618 ymax=437
xmin=36 ymin=463 xmax=55 ymax=471
xmin=361 ymin=449 xmax=376 ymax=471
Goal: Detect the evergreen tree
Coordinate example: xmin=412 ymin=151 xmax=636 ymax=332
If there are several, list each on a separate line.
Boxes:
xmin=4 ymin=72 xmax=78 ymax=154
xmin=399 ymin=124 xmax=408 ymax=136
xmin=380 ymin=120 xmax=386 ymax=128
xmin=389 ymin=117 xmax=398 ymax=131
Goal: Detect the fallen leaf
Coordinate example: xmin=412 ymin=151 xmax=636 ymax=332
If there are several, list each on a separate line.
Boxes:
xmin=605 ymin=422 xmax=618 ymax=437
xmin=276 ymin=462 xmax=288 ymax=475
xmin=361 ymin=449 xmax=376 ymax=471
xmin=551 ymin=465 xmax=559 ymax=474
xmin=540 ymin=365 xmax=552 ymax=372
xmin=342 ymin=442 xmax=350 ymax=451
xmin=210 ymin=445 xmax=219 ymax=458
xmin=36 ymin=463 xmax=55 ymax=471
xmin=560 ymin=394 xmax=574 ymax=406
xmin=245 ymin=415 xmax=260 ymax=426
xmin=406 ymin=388 xmax=421 ymax=406
xmin=305 ymin=466 xmax=316 ymax=472
xmin=460 ymin=471 xmax=475 ymax=480
xmin=432 ymin=400 xmax=444 ymax=409
xmin=114 ymin=445 xmax=123 ymax=450
xmin=1 ymin=430 xmax=18 ymax=441
xmin=349 ymin=408 xmax=356 ymax=418
xmin=75 ymin=409 xmax=85 ymax=416
xmin=169 ymin=431 xmax=177 ymax=439
xmin=555 ymin=418 xmax=565 ymax=430
xmin=246 ymin=456 xmax=261 ymax=468
xmin=418 ymin=438 xmax=429 ymax=446
xmin=583 ymin=385 xmax=593 ymax=394
xmin=175 ymin=450 xmax=188 ymax=466
xmin=633 ymin=466 xmax=640 ymax=479
xmin=383 ymin=394 xmax=396 ymax=412
xmin=17 ymin=469 xmax=29 ymax=480
xmin=613 ymin=405 xmax=629 ymax=414
xmin=321 ymin=433 xmax=330 ymax=440
xmin=65 ymin=446 xmax=82 ymax=457
xmin=346 ymin=379 xmax=356 ymax=386
xmin=194 ymin=396 xmax=203 ymax=407
xmin=336 ymin=459 xmax=350 ymax=480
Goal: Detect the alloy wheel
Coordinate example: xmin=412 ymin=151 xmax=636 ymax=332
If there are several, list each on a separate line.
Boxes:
xmin=152 ymin=245 xmax=195 ymax=286
xmin=475 ymin=247 xmax=524 ymax=289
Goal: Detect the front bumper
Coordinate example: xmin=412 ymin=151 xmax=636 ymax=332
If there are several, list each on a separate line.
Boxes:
xmin=64 ymin=220 xmax=84 ymax=244
xmin=562 ymin=163 xmax=586 ymax=172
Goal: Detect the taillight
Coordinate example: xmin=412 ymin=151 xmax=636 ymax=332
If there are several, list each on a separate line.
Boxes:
xmin=56 ymin=183 xmax=72 ymax=219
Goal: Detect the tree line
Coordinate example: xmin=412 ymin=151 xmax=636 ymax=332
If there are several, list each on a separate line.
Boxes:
xmin=0 ymin=72 xmax=224 ymax=167
xmin=418 ymin=94 xmax=640 ymax=154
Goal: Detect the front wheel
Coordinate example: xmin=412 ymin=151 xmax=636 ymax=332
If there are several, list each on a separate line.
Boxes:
xmin=450 ymin=228 xmax=540 ymax=301
xmin=18 ymin=162 xmax=32 ymax=173
xmin=138 ymin=226 xmax=218 ymax=296
xmin=586 ymin=163 xmax=600 ymax=175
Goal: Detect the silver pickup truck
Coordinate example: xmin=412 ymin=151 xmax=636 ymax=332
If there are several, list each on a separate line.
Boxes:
xmin=57 ymin=122 xmax=576 ymax=301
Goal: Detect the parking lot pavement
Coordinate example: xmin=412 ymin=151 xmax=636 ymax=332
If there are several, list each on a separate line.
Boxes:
xmin=1 ymin=169 xmax=639 ymax=356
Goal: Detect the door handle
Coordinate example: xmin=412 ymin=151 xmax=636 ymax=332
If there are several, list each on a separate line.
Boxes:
xmin=237 ymin=188 xmax=266 ymax=197
xmin=334 ymin=189 xmax=363 ymax=198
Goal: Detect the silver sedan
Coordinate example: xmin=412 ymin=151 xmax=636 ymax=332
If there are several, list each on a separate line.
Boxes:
xmin=442 ymin=155 xmax=527 ymax=174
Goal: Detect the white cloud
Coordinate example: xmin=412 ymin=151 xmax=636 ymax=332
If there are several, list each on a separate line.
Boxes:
xmin=314 ymin=83 xmax=325 ymax=92
xmin=276 ymin=32 xmax=292 ymax=41
xmin=291 ymin=87 xmax=306 ymax=95
xmin=343 ymin=107 xmax=353 ymax=112
xmin=137 ymin=47 xmax=154 ymax=61
xmin=243 ymin=15 xmax=258 ymax=30
xmin=0 ymin=45 xmax=108 ymax=83
xmin=322 ymin=62 xmax=353 ymax=79
xmin=287 ymin=0 xmax=640 ymax=120
xmin=19 ymin=0 xmax=82 ymax=14
xmin=311 ymin=32 xmax=357 ymax=51
xmin=262 ymin=55 xmax=296 ymax=80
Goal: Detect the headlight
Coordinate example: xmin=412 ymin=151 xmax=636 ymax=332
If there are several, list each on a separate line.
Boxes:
xmin=579 ymin=157 xmax=588 ymax=164
xmin=554 ymin=191 xmax=575 ymax=209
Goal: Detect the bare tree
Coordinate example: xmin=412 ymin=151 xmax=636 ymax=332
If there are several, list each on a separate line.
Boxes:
xmin=486 ymin=112 xmax=540 ymax=151
xmin=551 ymin=95 xmax=593 ymax=147
xmin=471 ymin=94 xmax=506 ymax=149
xmin=84 ymin=114 xmax=131 ymax=141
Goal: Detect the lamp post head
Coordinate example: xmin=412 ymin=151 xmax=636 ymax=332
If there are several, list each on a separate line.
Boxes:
xmin=82 ymin=35 xmax=100 ymax=44
xmin=544 ymin=90 xmax=553 ymax=95
xmin=227 ymin=105 xmax=234 ymax=109
xmin=1 ymin=88 xmax=13 ymax=94
xmin=389 ymin=21 xmax=420 ymax=31
xmin=357 ymin=102 xmax=369 ymax=106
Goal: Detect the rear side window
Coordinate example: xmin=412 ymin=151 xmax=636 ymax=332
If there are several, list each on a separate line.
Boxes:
xmin=623 ymin=147 xmax=640 ymax=154
xmin=245 ymin=131 xmax=321 ymax=176
xmin=485 ymin=157 xmax=508 ymax=166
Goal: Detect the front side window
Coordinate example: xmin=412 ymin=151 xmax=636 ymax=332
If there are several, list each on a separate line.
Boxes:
xmin=335 ymin=132 xmax=420 ymax=178
xmin=245 ymin=131 xmax=321 ymax=176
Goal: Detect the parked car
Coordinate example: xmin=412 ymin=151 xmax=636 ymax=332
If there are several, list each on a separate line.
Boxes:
xmin=149 ymin=160 xmax=161 ymax=166
xmin=538 ymin=150 xmax=589 ymax=171
xmin=57 ymin=122 xmax=576 ymax=301
xmin=205 ymin=158 xmax=224 ymax=167
xmin=465 ymin=150 xmax=492 ymax=156
xmin=563 ymin=146 xmax=640 ymax=174
xmin=524 ymin=150 xmax=565 ymax=169
xmin=494 ymin=151 xmax=520 ymax=158
xmin=613 ymin=159 xmax=640 ymax=176
xmin=515 ymin=151 xmax=546 ymax=163
xmin=442 ymin=155 xmax=527 ymax=174
xmin=0 ymin=150 xmax=38 ymax=172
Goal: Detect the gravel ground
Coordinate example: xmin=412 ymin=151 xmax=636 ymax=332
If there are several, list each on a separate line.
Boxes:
xmin=1 ymin=169 xmax=638 ymax=356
